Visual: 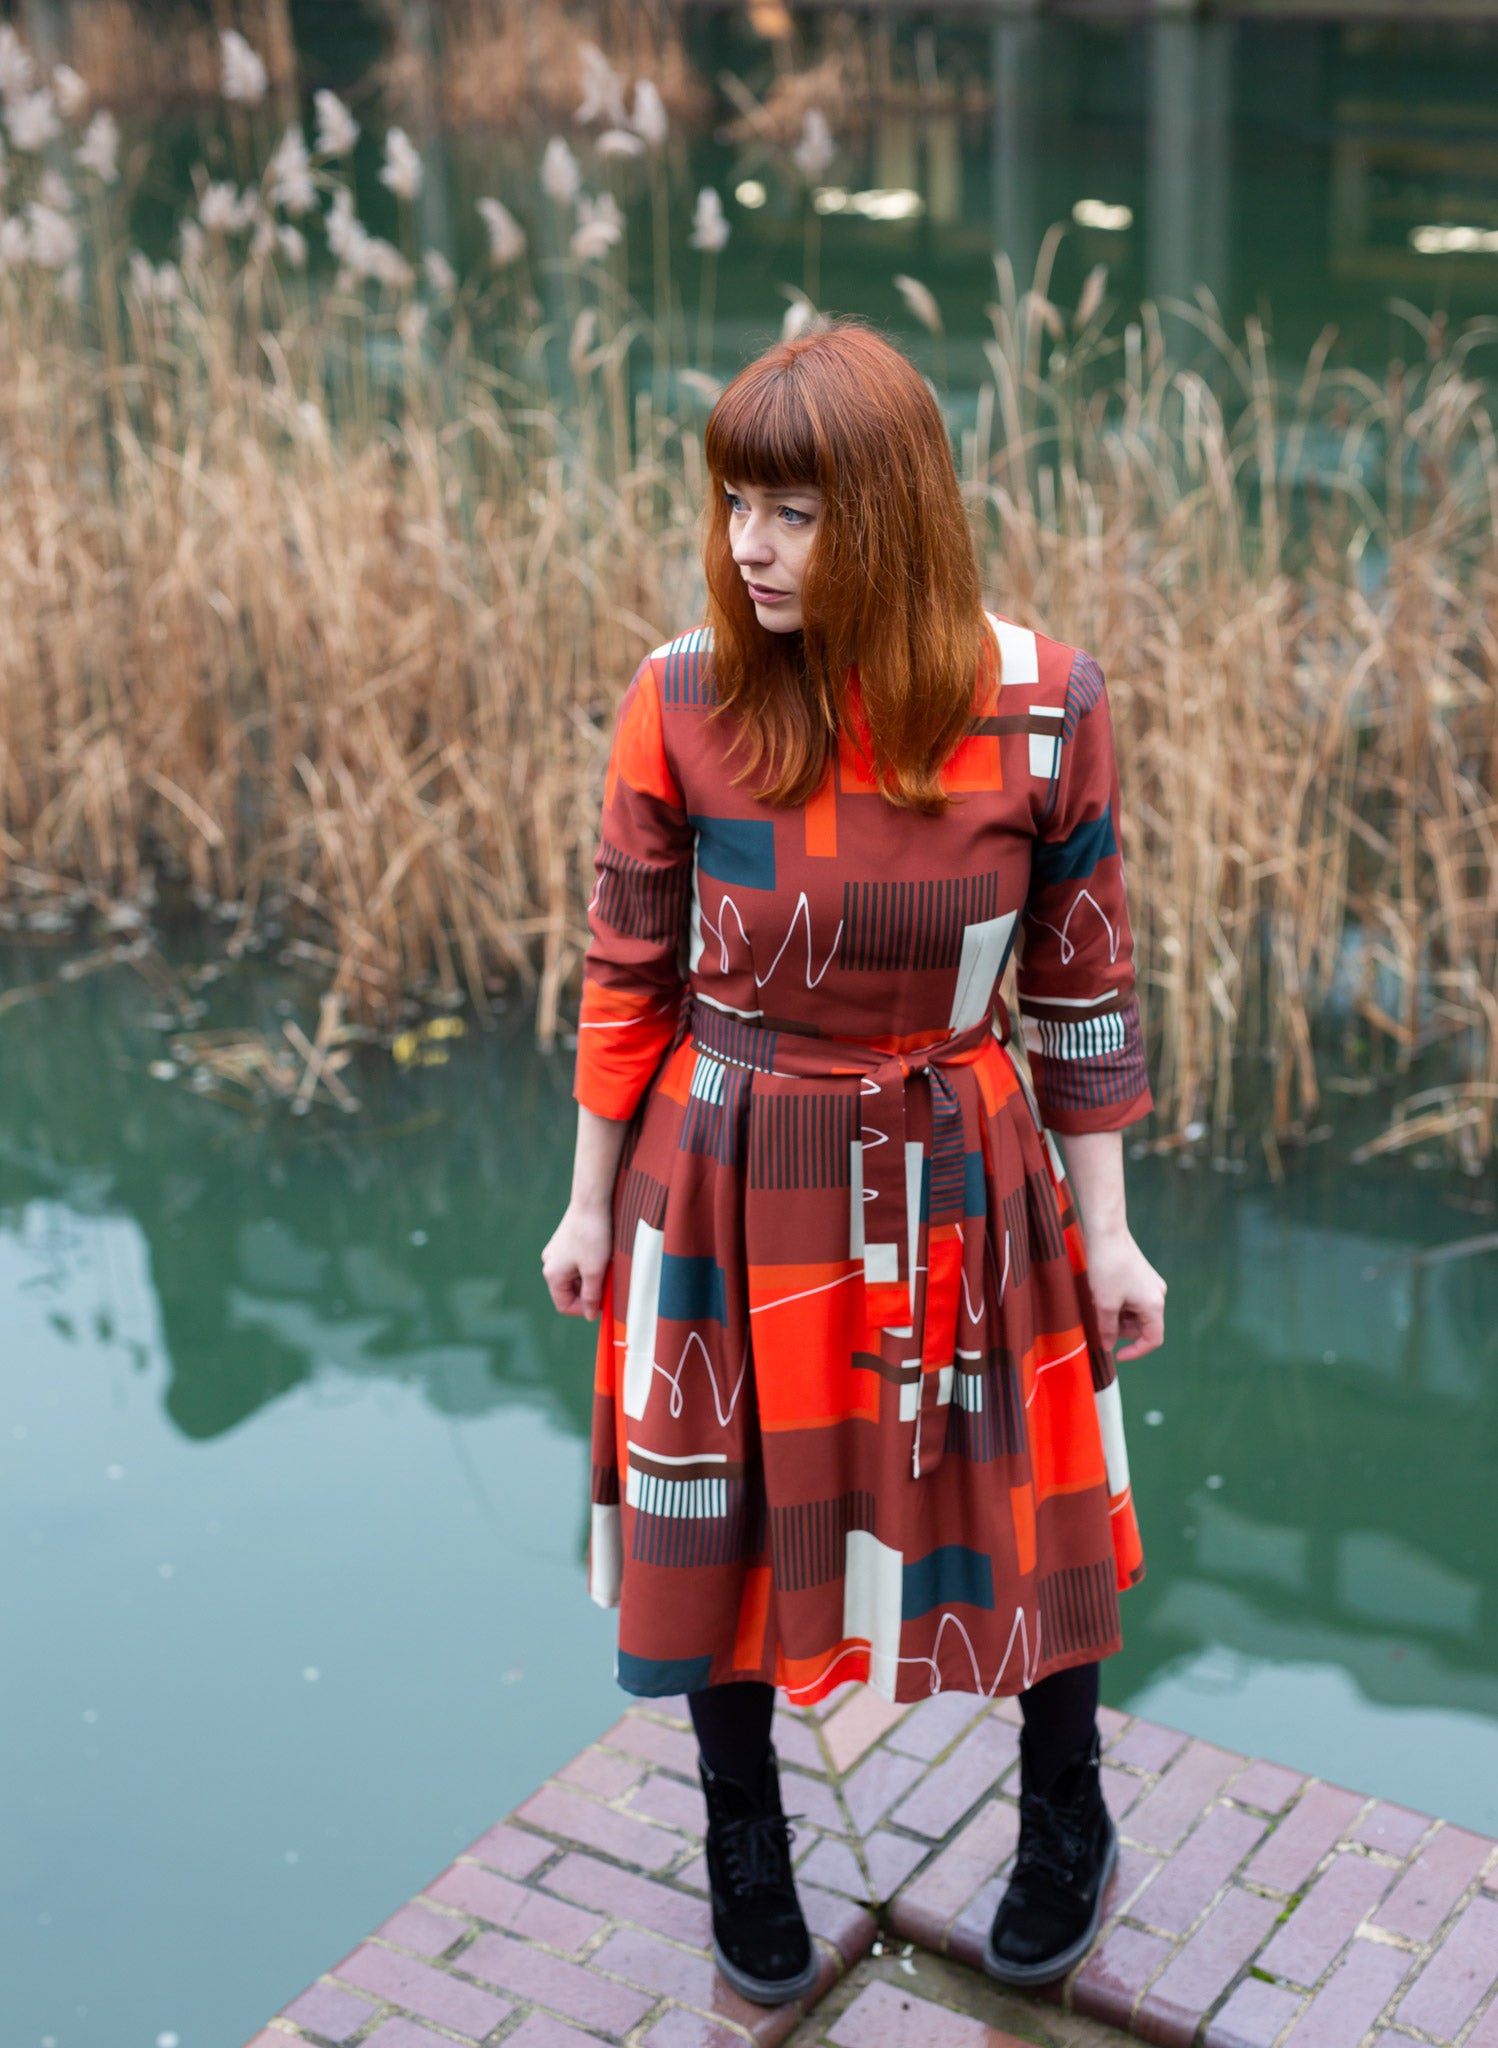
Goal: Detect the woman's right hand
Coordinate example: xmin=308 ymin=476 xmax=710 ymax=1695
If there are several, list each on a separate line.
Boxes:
xmin=541 ymin=1199 xmax=614 ymax=1320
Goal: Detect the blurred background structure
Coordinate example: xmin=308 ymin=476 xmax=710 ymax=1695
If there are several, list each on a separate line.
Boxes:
xmin=0 ymin=6 xmax=1495 ymax=2045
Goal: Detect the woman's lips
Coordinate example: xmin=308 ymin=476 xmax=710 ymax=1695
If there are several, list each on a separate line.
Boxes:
xmin=747 ymin=583 xmax=791 ymax=603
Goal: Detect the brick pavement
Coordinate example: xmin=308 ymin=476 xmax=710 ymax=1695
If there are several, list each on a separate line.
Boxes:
xmin=252 ymin=1690 xmax=1498 ymax=2048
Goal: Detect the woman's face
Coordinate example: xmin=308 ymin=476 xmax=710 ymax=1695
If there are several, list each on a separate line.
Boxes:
xmin=723 ymin=478 xmax=822 ymax=635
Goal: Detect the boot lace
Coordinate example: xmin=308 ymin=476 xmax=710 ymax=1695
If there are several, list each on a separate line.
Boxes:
xmin=1014 ymin=1789 xmax=1090 ymax=1890
xmin=719 ymin=1810 xmax=801 ymax=1896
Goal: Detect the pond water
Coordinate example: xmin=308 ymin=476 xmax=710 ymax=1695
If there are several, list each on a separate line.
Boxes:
xmin=4 ymin=941 xmax=1496 ymax=2048
xmin=136 ymin=13 xmax=1498 ymax=389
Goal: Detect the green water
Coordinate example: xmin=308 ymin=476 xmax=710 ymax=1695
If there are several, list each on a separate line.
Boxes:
xmin=11 ymin=12 xmax=1498 ymax=2043
xmin=3 ymin=940 xmax=1496 ymax=2048
xmin=138 ymin=15 xmax=1498 ymax=387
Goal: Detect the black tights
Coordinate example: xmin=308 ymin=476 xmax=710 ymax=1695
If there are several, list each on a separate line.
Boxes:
xmin=688 ymin=1662 xmax=1099 ymax=1791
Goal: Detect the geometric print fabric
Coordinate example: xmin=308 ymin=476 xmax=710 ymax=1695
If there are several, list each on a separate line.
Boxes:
xmin=577 ymin=612 xmax=1152 ymax=1705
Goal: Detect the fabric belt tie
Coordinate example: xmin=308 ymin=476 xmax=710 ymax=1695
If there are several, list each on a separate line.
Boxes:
xmin=687 ymin=1002 xmax=1003 ymax=1479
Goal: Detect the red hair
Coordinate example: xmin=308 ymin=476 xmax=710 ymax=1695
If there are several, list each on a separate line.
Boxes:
xmin=702 ymin=320 xmax=989 ymax=813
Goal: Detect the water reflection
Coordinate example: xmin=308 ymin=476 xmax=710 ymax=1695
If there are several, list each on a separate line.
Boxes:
xmin=3 ymin=944 xmax=1494 ymax=1746
xmin=0 ymin=950 xmax=588 ymax=1448
xmin=1109 ymin=1148 xmax=1498 ymax=1800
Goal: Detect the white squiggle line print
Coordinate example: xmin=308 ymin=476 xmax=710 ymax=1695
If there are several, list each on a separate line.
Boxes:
xmin=750 ymin=1269 xmax=863 ymax=1315
xmin=781 ymin=1604 xmax=1043 ymax=1705
xmin=954 ymin=1221 xmax=986 ymax=1327
xmin=699 ymin=888 xmax=843 ymax=990
xmin=891 ymin=1603 xmax=1040 ymax=1699
xmin=1029 ymin=887 xmax=1120 ymax=966
xmin=579 ymin=1000 xmax=676 ymax=1032
xmin=652 ymin=1329 xmax=748 ymax=1428
xmin=1022 ymin=1335 xmax=1089 ymax=1407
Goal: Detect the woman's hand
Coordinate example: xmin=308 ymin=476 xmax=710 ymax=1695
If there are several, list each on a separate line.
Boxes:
xmin=543 ymin=1106 xmax=630 ymax=1321
xmin=1082 ymin=1226 xmax=1166 ymax=1363
xmin=541 ymin=1198 xmax=614 ymax=1320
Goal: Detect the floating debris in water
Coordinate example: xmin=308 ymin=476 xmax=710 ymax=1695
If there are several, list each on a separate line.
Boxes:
xmin=160 ymin=992 xmax=362 ymax=1115
xmin=1204 ymin=1474 xmax=1224 ymax=1490
xmin=148 ymin=1061 xmax=178 ymax=1081
xmin=1144 ymin=1410 xmax=1164 ymax=1426
xmin=410 ymin=1229 xmax=428 ymax=1246
xmin=393 ymin=1015 xmax=466 ymax=1069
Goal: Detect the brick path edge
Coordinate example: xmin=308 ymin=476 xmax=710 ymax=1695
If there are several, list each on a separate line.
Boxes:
xmin=251 ymin=1691 xmax=1498 ymax=2048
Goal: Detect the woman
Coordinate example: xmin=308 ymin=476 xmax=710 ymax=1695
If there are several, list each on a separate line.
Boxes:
xmin=543 ymin=322 xmax=1165 ymax=2005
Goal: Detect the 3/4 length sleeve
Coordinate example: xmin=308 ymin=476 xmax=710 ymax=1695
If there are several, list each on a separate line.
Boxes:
xmin=1015 ymin=650 xmax=1153 ymax=1134
xmin=574 ymin=655 xmax=695 ymax=1122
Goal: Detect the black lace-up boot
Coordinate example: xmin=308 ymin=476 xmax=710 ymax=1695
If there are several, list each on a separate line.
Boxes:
xmin=983 ymin=1726 xmax=1116 ymax=1985
xmin=700 ymin=1750 xmax=819 ymax=2005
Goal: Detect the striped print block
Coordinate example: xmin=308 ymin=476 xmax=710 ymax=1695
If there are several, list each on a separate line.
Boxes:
xmin=653 ymin=627 xmax=715 ymax=707
xmin=770 ymin=1491 xmax=878 ymax=1591
xmin=594 ymin=841 xmax=691 ymax=944
xmin=839 ymin=873 xmax=1003 ymax=972
xmin=1024 ymin=1010 xmax=1128 ymax=1062
xmin=679 ymin=1055 xmax=748 ymax=1165
xmin=748 ymin=1090 xmax=858 ymax=1190
xmin=1038 ymin=1557 xmax=1119 ymax=1657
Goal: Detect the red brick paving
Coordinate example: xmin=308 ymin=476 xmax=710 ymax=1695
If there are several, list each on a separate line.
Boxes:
xmin=1279 ymin=1940 xmax=1412 ymax=2048
xmin=1244 ymin=1783 xmax=1367 ymax=1895
xmin=258 ymin=1689 xmax=1498 ymax=2048
xmin=827 ymin=1978 xmax=1023 ymax=2046
xmin=1203 ymin=1978 xmax=1307 ymax=2048
xmin=373 ymin=1900 xmax=466 ymax=1959
xmin=1370 ymin=1826 xmax=1492 ymax=1944
xmin=1134 ymin=1888 xmax=1281 ymax=2047
xmin=1255 ymin=1851 xmax=1395 ymax=1985
xmin=279 ymin=1980 xmax=379 ymax=2039
xmin=461 ymin=1925 xmax=657 ymax=2031
xmin=331 ymin=1941 xmax=513 ymax=2037
xmin=1392 ymin=1894 xmax=1498 ymax=2038
xmin=1129 ymin=1807 xmax=1267 ymax=1936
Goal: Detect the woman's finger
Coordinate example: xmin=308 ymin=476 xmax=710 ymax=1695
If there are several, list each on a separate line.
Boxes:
xmin=579 ymin=1265 xmax=606 ymax=1321
xmin=1115 ymin=1300 xmax=1165 ymax=1362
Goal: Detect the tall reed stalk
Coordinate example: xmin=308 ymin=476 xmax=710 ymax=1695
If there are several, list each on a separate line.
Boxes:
xmin=0 ymin=29 xmax=1493 ymax=1162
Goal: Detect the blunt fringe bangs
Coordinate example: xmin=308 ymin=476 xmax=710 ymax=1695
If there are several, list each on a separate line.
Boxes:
xmin=702 ymin=320 xmax=989 ymax=812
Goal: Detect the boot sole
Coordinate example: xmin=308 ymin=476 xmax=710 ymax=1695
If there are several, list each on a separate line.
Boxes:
xmin=980 ymin=1817 xmax=1118 ymax=1987
xmin=712 ymin=1938 xmax=820 ymax=2007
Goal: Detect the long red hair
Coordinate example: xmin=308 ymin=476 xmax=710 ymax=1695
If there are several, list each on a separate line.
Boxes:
xmin=702 ymin=320 xmax=989 ymax=813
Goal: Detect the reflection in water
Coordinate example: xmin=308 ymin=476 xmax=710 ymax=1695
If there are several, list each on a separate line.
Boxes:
xmin=2 ymin=943 xmax=1494 ymax=1734
xmin=1108 ymin=1147 xmax=1498 ymax=1809
xmin=2 ymin=944 xmax=1496 ymax=2037
xmin=0 ymin=951 xmax=589 ymax=1449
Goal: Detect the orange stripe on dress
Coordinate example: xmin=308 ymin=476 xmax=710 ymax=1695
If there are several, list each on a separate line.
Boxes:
xmin=613 ymin=666 xmax=683 ymax=809
xmin=732 ymin=1565 xmax=772 ymax=1673
xmin=804 ymin=769 xmax=837 ymax=856
xmin=1011 ymin=1481 xmax=1036 ymax=1576
xmin=776 ymin=1638 xmax=872 ymax=1704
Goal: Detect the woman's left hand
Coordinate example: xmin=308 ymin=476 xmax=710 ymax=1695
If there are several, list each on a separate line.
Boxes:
xmin=1083 ymin=1227 xmax=1166 ymax=1363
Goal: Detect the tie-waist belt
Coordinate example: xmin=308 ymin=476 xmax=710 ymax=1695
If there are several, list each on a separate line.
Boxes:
xmin=687 ymin=1000 xmax=1006 ymax=1476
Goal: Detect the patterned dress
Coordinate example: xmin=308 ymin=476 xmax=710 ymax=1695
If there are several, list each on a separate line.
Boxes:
xmin=575 ymin=614 xmax=1152 ymax=1706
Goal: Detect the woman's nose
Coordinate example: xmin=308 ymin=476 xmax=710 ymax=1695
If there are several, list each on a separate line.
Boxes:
xmin=731 ymin=514 xmax=774 ymax=564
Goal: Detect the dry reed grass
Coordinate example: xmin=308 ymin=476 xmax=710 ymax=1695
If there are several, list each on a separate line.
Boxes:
xmin=66 ymin=0 xmax=297 ymax=110
xmin=378 ymin=0 xmax=709 ymax=134
xmin=966 ymin=238 xmax=1498 ymax=1166
xmin=0 ymin=32 xmax=1493 ymax=1161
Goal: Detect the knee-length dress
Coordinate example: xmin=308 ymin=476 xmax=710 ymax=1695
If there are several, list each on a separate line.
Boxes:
xmin=575 ymin=613 xmax=1152 ymax=1706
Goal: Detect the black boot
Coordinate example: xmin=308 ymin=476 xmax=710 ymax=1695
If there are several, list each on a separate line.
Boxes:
xmin=700 ymin=1750 xmax=819 ymax=2005
xmin=983 ymin=1726 xmax=1117 ymax=1985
